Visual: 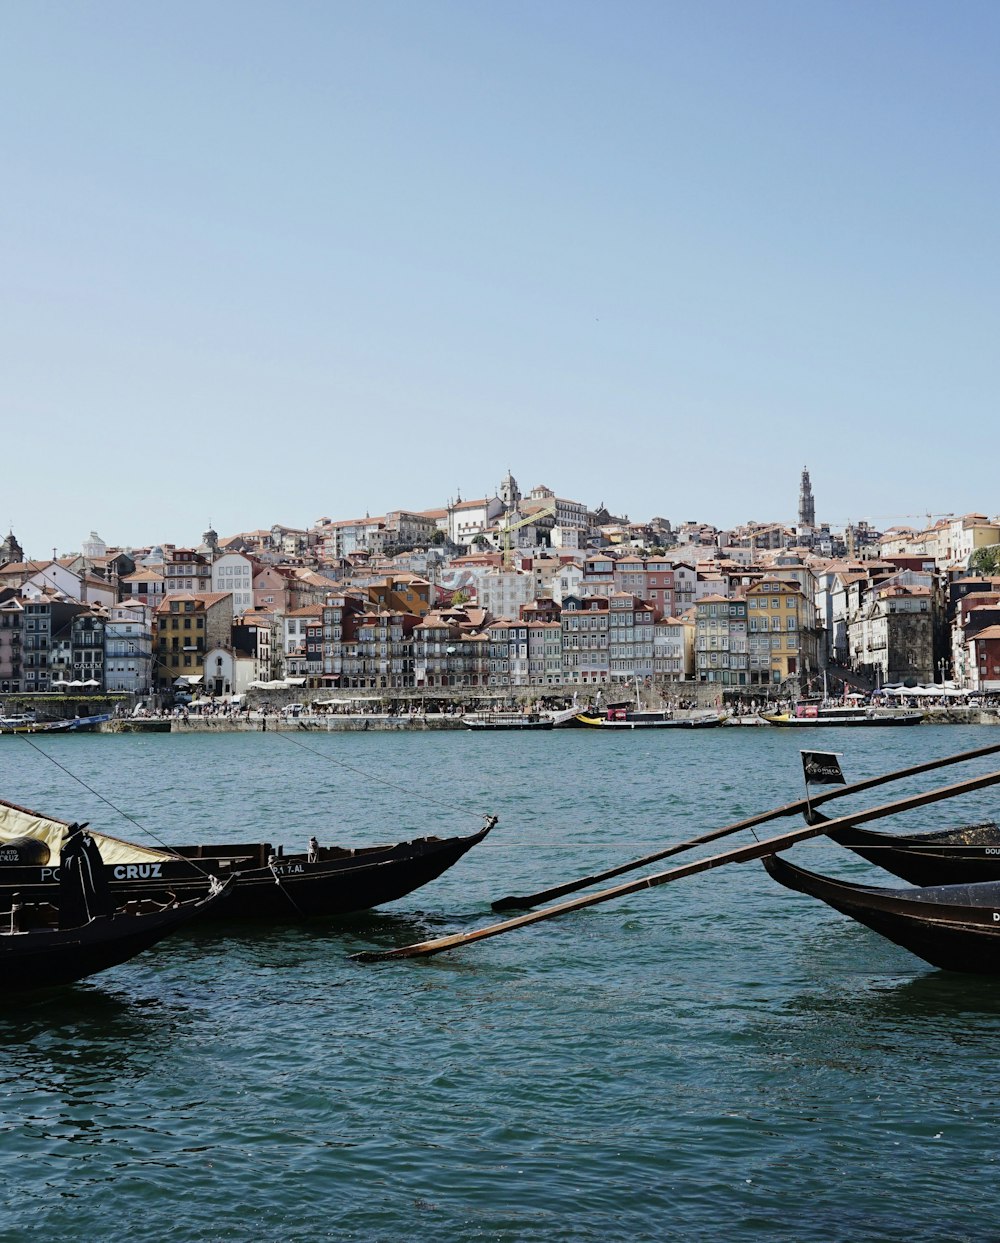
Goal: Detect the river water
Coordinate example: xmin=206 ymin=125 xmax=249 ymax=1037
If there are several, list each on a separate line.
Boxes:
xmin=3 ymin=725 xmax=1000 ymax=1242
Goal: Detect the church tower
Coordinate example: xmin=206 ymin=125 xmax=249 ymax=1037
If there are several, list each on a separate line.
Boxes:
xmin=200 ymin=523 xmax=220 ymax=557
xmin=798 ymin=466 xmax=815 ymax=529
xmin=0 ymin=529 xmax=23 ymax=568
xmin=498 ymin=470 xmax=521 ymax=512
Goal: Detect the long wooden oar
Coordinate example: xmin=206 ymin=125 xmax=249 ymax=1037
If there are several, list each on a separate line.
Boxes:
xmin=352 ymin=765 xmax=1000 ymax=962
xmin=491 ymin=740 xmax=1000 ymax=911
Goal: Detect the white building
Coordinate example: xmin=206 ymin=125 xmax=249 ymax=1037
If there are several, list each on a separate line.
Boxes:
xmin=283 ymin=605 xmax=322 ymax=663
xmin=476 ymin=568 xmax=536 ymax=621
xmin=104 ymin=602 xmax=154 ymax=693
xmin=21 ymin=562 xmax=116 ymax=609
xmin=212 ymin=552 xmax=256 ymax=616
xmin=653 ymin=617 xmax=692 ymax=680
xmin=447 ymin=497 xmax=505 ymax=548
xmin=552 ymin=562 xmax=585 ymax=605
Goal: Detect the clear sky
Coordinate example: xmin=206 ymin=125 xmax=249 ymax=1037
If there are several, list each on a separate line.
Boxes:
xmin=3 ymin=0 xmax=998 ymax=558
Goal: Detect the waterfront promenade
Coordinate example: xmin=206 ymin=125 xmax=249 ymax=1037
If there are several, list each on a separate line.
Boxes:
xmin=124 ymin=705 xmax=1000 ymax=732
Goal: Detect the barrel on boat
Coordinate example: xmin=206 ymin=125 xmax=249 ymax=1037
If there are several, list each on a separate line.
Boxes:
xmin=0 ymin=837 xmax=52 ymax=865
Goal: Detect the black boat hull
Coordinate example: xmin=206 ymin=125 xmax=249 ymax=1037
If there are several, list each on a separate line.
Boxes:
xmin=808 ymin=807 xmax=1000 ymax=886
xmin=0 ymin=825 xmax=493 ymax=921
xmin=0 ymin=885 xmax=229 ymax=990
xmin=763 ymin=852 xmax=1000 ymax=974
xmin=761 ymin=712 xmax=923 ymax=727
xmin=573 ymin=713 xmax=721 ymax=729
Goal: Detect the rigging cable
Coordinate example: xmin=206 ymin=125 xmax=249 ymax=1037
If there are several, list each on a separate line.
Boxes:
xmin=270 ymin=727 xmax=489 ymax=825
xmin=13 ymin=733 xmax=217 ymax=879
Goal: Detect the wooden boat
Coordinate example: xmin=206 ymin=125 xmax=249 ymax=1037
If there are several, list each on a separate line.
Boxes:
xmin=806 ymin=804 xmax=1000 ymax=886
xmin=1 ymin=828 xmax=231 ymax=989
xmin=0 ymin=714 xmax=111 ymax=735
xmin=107 ymin=718 xmax=173 ymax=733
xmin=763 ymin=851 xmax=1000 ymax=974
xmin=462 ymin=712 xmax=554 ymax=730
xmin=573 ymin=708 xmax=722 ymax=730
xmin=0 ymin=795 xmax=496 ymax=921
xmin=761 ymin=705 xmax=923 ymax=727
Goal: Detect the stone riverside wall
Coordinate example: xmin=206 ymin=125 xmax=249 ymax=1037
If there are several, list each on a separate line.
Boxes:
xmin=170 ymin=714 xmax=465 ymax=732
xmin=134 ymin=706 xmax=1000 ymax=733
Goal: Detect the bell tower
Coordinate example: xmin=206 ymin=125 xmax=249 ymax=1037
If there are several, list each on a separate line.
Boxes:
xmin=798 ymin=466 xmax=815 ymax=529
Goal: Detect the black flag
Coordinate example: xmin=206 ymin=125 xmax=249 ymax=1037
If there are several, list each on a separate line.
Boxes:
xmin=801 ymin=750 xmax=846 ymax=786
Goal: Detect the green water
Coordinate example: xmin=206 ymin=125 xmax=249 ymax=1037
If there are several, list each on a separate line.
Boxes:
xmin=3 ymin=726 xmax=1000 ymax=1242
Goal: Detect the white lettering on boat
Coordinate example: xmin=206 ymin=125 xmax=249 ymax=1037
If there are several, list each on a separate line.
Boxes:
xmin=41 ymin=867 xmax=60 ymax=882
xmin=112 ymin=863 xmax=164 ymax=880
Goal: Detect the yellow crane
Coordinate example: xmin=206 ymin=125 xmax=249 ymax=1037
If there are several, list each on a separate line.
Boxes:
xmin=497 ymin=504 xmax=556 ymax=569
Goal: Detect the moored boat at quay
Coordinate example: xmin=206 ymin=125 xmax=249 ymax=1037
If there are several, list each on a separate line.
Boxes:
xmin=1 ymin=827 xmax=232 ymax=989
xmin=807 ymin=805 xmax=1000 ymax=886
xmin=0 ymin=713 xmax=111 ymax=734
xmin=0 ymin=795 xmax=497 ymax=921
xmin=762 ymin=850 xmax=1000 ymax=975
xmin=573 ymin=707 xmax=723 ymax=729
xmin=462 ymin=711 xmax=554 ymax=730
xmin=761 ymin=704 xmax=924 ymax=727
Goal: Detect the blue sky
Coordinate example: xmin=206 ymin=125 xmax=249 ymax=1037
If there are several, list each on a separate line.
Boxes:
xmin=3 ymin=1 xmax=998 ymax=558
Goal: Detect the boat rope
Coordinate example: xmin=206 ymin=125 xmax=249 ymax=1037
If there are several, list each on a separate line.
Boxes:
xmin=267 ymin=860 xmax=309 ymax=915
xmin=11 ymin=734 xmax=217 ymax=880
xmin=271 ymin=729 xmax=485 ymax=823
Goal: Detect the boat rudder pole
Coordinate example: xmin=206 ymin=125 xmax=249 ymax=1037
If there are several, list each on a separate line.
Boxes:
xmin=353 ymin=764 xmax=1000 ymax=962
xmin=489 ymin=741 xmax=1000 ymax=912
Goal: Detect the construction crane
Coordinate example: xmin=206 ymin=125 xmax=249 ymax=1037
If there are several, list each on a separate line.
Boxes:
xmin=828 ymin=512 xmax=955 ymax=526
xmin=498 ymin=504 xmax=556 ymax=570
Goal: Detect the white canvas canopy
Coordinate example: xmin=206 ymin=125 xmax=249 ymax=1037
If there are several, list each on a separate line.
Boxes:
xmin=0 ymin=797 xmax=175 ymax=865
xmin=883 ymin=684 xmax=965 ymax=697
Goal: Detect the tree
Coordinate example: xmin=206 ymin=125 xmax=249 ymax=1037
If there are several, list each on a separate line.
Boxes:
xmin=451 ymin=589 xmax=469 ymax=606
xmin=970 ymin=545 xmax=1000 ymax=576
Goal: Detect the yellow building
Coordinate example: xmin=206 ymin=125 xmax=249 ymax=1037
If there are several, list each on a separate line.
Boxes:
xmin=154 ymin=593 xmax=234 ymax=691
xmin=745 ymin=578 xmax=818 ymax=688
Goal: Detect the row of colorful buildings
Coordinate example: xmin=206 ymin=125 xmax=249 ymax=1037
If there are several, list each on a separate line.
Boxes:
xmin=2 ymin=483 xmax=1000 ymax=698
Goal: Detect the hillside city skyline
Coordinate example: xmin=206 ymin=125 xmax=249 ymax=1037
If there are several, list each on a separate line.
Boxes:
xmin=2 ymin=465 xmax=1000 ymax=705
xmin=8 ymin=467 xmax=993 ymax=565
